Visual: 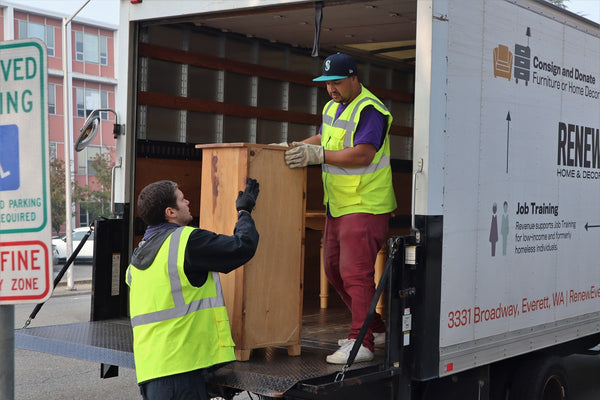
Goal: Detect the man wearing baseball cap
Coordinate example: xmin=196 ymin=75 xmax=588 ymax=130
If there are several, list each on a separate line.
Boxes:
xmin=285 ymin=53 xmax=396 ymax=364
xmin=313 ymin=52 xmax=358 ymax=81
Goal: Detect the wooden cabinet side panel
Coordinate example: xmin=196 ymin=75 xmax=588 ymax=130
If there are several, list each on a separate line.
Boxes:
xmin=198 ymin=144 xmax=306 ymax=352
xmin=241 ymin=147 xmax=306 ymax=347
xmin=199 ymin=147 xmax=249 ymax=344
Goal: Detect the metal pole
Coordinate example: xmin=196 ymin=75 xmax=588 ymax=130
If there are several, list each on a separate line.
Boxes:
xmin=0 ymin=306 xmax=15 ymax=400
xmin=62 ymin=0 xmax=91 ymax=290
xmin=62 ymin=16 xmax=74 ymax=290
xmin=0 ymin=17 xmax=15 ymax=398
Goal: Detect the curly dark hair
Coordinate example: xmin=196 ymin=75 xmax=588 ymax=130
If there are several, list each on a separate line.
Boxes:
xmin=137 ymin=180 xmax=178 ymax=226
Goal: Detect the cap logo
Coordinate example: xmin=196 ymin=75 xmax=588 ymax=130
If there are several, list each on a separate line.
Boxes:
xmin=324 ymin=60 xmax=331 ymax=72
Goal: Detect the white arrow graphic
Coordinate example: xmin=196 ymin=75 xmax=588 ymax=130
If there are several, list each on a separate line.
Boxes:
xmin=0 ymin=162 xmax=10 ymax=179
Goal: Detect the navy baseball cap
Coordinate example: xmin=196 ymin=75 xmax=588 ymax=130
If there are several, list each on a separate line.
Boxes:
xmin=313 ymin=53 xmax=358 ymax=82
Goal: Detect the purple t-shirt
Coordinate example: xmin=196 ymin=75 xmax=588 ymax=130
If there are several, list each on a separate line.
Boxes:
xmin=320 ymin=103 xmax=387 ymax=150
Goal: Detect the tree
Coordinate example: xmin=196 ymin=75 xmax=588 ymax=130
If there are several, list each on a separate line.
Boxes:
xmin=49 ymin=157 xmax=86 ymax=236
xmin=77 ymin=153 xmax=112 ymax=224
xmin=49 ymin=157 xmax=67 ymax=236
xmin=49 ymin=153 xmax=113 ymax=235
xmin=546 ymin=0 xmax=569 ymax=9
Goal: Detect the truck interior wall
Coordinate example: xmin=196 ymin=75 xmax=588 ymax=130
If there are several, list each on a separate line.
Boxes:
xmin=135 ymin=23 xmax=413 ymax=156
xmin=131 ymin=22 xmax=416 ymax=312
xmin=134 ymin=156 xmax=202 ymax=244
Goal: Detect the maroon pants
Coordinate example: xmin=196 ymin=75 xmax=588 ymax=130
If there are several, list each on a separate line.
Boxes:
xmin=323 ymin=212 xmax=389 ymax=352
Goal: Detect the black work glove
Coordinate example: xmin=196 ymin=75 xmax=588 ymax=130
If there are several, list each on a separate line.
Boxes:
xmin=236 ymin=178 xmax=260 ymax=213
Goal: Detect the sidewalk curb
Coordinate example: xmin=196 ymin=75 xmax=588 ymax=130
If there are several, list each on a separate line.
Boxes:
xmin=56 ymin=279 xmax=92 ymax=286
xmin=53 ymin=280 xmax=92 ymax=296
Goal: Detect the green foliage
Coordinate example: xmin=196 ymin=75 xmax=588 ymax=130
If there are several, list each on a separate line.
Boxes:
xmin=77 ymin=153 xmax=112 ymax=223
xmin=49 ymin=153 xmax=113 ymax=235
xmin=50 ymin=157 xmax=67 ymax=236
xmin=546 ymin=0 xmax=568 ymax=9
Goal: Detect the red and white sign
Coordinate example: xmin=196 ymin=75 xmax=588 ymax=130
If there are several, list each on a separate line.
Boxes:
xmin=0 ymin=39 xmax=52 ymax=304
xmin=0 ymin=241 xmax=51 ymax=302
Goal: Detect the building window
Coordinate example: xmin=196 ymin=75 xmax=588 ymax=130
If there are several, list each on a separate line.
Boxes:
xmin=49 ymin=142 xmax=57 ymax=161
xmin=77 ymin=145 xmax=104 ymax=176
xmin=87 ymin=147 xmax=102 ymax=176
xmin=47 ymin=27 xmax=55 ymax=57
xmin=75 ymin=31 xmax=108 ymax=65
xmin=84 ymin=33 xmax=99 ymax=64
xmin=76 ymin=87 xmax=101 ymax=118
xmin=86 ymin=89 xmax=100 ymax=117
xmin=75 ymin=31 xmax=84 ymax=61
xmin=100 ymin=36 xmax=108 ymax=65
xmin=101 ymin=90 xmax=109 ymax=120
xmin=77 ymin=146 xmax=86 ymax=175
xmin=18 ymin=20 xmax=55 ymax=56
xmin=79 ymin=203 xmax=89 ymax=227
xmin=76 ymin=87 xmax=85 ymax=117
xmin=48 ymin=84 xmax=56 ymax=115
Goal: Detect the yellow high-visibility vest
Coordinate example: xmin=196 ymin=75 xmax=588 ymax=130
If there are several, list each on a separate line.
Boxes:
xmin=126 ymin=226 xmax=235 ymax=384
xmin=321 ymin=85 xmax=397 ymax=217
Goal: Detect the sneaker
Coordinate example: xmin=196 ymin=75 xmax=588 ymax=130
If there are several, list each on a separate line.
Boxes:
xmin=326 ymin=339 xmax=374 ymax=364
xmin=337 ymin=332 xmax=385 ymax=347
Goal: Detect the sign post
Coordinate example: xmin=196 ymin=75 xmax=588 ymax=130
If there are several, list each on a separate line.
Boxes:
xmin=0 ymin=39 xmax=50 ymax=400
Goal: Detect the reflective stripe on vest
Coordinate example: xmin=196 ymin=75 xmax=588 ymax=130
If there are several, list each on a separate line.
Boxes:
xmin=127 ymin=227 xmax=225 ymax=329
xmin=323 ymin=153 xmax=391 ymax=176
xmin=320 ymin=85 xmax=396 ymax=217
xmin=322 ymin=95 xmax=389 ymax=149
xmin=321 ymin=94 xmax=392 ymax=176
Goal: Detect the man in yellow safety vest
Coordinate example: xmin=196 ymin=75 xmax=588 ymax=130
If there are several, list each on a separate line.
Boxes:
xmin=285 ymin=53 xmax=396 ymax=364
xmin=126 ymin=178 xmax=259 ymax=399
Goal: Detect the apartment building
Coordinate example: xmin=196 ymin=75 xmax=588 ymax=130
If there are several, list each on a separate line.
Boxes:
xmin=0 ymin=2 xmax=117 ymax=231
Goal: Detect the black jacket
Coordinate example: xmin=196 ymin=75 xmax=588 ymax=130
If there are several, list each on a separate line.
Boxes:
xmin=130 ymin=212 xmax=259 ymax=287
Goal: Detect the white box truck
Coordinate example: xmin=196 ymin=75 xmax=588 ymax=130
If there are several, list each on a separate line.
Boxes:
xmin=16 ymin=0 xmax=600 ymax=398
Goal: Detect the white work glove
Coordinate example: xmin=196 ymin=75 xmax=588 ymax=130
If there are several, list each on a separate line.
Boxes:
xmin=269 ymin=142 xmax=289 ymax=147
xmin=284 ymin=142 xmax=324 ymax=168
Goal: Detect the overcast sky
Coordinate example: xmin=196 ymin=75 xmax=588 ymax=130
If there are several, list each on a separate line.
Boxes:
xmin=3 ymin=0 xmax=119 ymax=26
xmin=3 ymin=0 xmax=599 ymax=28
xmin=568 ymin=0 xmax=600 ymax=22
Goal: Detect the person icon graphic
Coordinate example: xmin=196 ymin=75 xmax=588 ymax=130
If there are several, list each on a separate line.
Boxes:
xmin=490 ymin=203 xmax=498 ymax=257
xmin=501 ymin=201 xmax=509 ymax=256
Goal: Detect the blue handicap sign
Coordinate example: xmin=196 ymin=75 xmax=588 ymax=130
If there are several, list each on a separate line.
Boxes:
xmin=0 ymin=124 xmax=20 ymax=191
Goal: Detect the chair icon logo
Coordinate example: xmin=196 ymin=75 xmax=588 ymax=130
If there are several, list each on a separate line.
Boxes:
xmin=494 ymin=29 xmax=532 ymax=86
xmin=493 ymin=44 xmax=513 ymax=81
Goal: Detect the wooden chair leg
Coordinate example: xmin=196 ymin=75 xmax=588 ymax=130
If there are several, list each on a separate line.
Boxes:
xmin=374 ymin=243 xmax=387 ymax=315
xmin=319 ymin=235 xmax=329 ymax=308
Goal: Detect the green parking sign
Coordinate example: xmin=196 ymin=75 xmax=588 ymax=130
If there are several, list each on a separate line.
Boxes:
xmin=0 ymin=39 xmax=52 ymax=304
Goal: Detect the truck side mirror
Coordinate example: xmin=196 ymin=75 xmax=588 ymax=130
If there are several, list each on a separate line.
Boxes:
xmin=76 ymin=108 xmax=124 ymax=152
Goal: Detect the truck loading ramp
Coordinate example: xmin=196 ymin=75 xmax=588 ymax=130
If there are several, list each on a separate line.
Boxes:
xmin=15 ymin=310 xmax=387 ymax=397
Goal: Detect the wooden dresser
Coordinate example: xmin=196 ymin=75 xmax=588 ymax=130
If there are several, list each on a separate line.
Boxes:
xmin=196 ymin=143 xmax=306 ymax=361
